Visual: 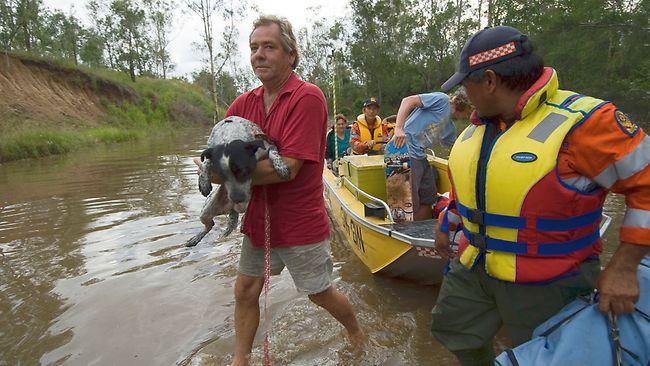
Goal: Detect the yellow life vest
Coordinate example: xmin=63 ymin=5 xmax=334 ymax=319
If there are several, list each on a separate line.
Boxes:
xmin=354 ymin=114 xmax=384 ymax=153
xmin=449 ymin=68 xmax=607 ymax=283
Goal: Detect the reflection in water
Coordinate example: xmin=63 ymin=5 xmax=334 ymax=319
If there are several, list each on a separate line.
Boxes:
xmin=0 ymin=129 xmax=625 ymax=365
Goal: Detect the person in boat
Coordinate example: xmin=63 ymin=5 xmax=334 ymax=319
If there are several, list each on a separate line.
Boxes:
xmin=350 ymin=97 xmax=389 ymax=155
xmin=383 ymin=114 xmax=397 ymax=140
xmin=325 ymin=113 xmax=351 ymax=163
xmin=392 ymin=90 xmax=473 ymax=221
xmin=195 ymin=15 xmax=364 ymax=366
xmin=431 ymin=25 xmax=649 ymax=366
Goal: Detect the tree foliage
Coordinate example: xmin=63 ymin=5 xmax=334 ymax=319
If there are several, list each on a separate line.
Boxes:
xmin=295 ymin=0 xmax=648 ymax=121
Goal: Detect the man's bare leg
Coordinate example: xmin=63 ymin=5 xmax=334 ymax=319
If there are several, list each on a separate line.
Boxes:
xmin=308 ymin=286 xmax=365 ymax=344
xmin=413 ymin=205 xmax=432 ymax=221
xmin=231 ymin=273 xmax=264 ymax=366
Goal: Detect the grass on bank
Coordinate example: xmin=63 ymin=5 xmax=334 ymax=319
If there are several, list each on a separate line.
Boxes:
xmin=0 ymin=128 xmax=144 ymax=162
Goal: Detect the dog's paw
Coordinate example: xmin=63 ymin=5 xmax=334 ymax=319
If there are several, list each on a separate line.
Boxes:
xmin=276 ymin=164 xmax=291 ymax=180
xmin=186 ymin=233 xmax=204 ymax=247
xmin=269 ymin=150 xmax=291 ymax=180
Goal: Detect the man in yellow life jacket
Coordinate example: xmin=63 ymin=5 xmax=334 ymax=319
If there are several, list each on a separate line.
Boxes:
xmin=431 ymin=26 xmax=649 ymax=366
xmin=350 ymin=97 xmax=389 ymax=155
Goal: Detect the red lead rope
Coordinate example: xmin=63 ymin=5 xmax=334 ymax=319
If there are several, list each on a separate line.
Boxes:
xmin=262 ymin=187 xmax=272 ymax=366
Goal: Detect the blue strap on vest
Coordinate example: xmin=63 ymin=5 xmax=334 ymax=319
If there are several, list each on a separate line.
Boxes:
xmin=440 ymin=211 xmax=449 ymax=233
xmin=457 ymin=202 xmax=602 ymax=231
xmin=462 ymin=227 xmax=600 ymax=255
xmin=439 ymin=200 xmax=458 ymax=233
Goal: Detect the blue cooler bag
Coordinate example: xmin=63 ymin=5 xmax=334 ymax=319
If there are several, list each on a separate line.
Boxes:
xmin=495 ymin=257 xmax=650 ymax=366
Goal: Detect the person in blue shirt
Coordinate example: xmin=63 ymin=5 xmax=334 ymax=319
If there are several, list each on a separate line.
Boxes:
xmin=392 ymin=90 xmax=473 ymax=220
xmin=325 ymin=113 xmax=351 ymax=162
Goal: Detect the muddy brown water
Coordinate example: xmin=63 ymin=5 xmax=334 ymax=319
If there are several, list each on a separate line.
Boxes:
xmin=0 ymin=129 xmax=624 ymax=366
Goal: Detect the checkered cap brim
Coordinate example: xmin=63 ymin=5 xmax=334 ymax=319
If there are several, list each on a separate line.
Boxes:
xmin=469 ymin=41 xmax=517 ymax=67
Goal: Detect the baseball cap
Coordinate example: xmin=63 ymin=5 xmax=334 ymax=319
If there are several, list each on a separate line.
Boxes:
xmin=441 ymin=26 xmax=528 ymax=92
xmin=363 ymin=97 xmax=380 ymax=108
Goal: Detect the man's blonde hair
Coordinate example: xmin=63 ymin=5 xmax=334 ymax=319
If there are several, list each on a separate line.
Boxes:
xmin=251 ymin=15 xmax=300 ymax=69
xmin=450 ymin=88 xmax=473 ymax=112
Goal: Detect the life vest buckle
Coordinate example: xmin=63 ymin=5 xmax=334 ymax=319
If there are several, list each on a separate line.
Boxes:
xmin=472 ymin=233 xmax=487 ymax=251
xmin=468 ymin=209 xmax=485 ymax=225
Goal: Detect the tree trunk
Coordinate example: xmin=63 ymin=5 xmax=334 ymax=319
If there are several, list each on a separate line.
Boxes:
xmin=128 ymin=33 xmax=136 ymax=82
xmin=487 ymin=0 xmax=493 ymax=27
xmin=199 ymin=0 xmax=219 ymax=122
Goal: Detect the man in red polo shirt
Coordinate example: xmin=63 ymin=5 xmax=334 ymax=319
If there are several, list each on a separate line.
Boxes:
xmin=195 ymin=15 xmax=364 ymax=366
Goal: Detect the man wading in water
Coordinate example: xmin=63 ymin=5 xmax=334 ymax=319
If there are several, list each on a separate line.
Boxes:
xmin=195 ymin=15 xmax=364 ymax=366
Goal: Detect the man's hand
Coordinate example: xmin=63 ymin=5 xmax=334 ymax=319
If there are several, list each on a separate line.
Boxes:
xmin=435 ymin=226 xmax=452 ymax=260
xmin=393 ymin=126 xmax=407 ymax=148
xmin=193 ymin=157 xmax=202 ymax=175
xmin=597 ymin=242 xmax=649 ymax=314
xmin=364 ymin=140 xmax=375 ymax=150
xmin=193 ymin=156 xmax=223 ymax=184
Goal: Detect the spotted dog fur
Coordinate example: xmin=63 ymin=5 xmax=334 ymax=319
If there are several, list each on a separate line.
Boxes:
xmin=187 ymin=116 xmax=290 ymax=247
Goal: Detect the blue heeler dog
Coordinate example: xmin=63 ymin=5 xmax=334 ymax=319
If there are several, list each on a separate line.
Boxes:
xmin=187 ymin=116 xmax=290 ymax=247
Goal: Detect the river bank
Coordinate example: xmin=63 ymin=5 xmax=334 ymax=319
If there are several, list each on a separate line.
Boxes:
xmin=0 ymin=52 xmax=215 ymax=163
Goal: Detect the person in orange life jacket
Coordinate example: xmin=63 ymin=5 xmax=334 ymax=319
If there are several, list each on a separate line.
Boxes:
xmin=350 ymin=97 xmax=389 ymax=155
xmin=430 ymin=26 xmax=649 ymax=366
xmin=392 ymin=90 xmax=473 ymax=221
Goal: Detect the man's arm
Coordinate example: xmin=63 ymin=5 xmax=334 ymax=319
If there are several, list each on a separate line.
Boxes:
xmin=598 ymin=243 xmax=650 ymax=314
xmin=349 ymin=123 xmax=367 ymax=154
xmin=194 ymin=156 xmax=303 ymax=185
xmin=563 ymin=104 xmax=650 ymax=314
xmin=393 ymin=95 xmax=423 ymax=148
xmin=251 ymin=157 xmax=303 ymax=185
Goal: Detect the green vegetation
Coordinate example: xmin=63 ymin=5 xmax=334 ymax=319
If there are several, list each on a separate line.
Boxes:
xmin=296 ymin=0 xmax=649 ymax=124
xmin=0 ymin=127 xmax=142 ymax=162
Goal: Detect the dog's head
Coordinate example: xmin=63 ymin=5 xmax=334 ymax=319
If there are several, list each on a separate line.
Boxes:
xmin=201 ymin=139 xmax=265 ymax=213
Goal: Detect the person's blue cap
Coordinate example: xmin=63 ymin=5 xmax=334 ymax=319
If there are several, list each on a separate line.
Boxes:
xmin=363 ymin=97 xmax=380 ymax=108
xmin=441 ymin=26 xmax=528 ymax=92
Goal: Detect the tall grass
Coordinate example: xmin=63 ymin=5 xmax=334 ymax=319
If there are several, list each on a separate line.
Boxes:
xmin=0 ymin=128 xmax=143 ymax=162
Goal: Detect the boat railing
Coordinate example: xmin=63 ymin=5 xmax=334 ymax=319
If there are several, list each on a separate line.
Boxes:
xmin=340 ymin=176 xmax=395 ymax=222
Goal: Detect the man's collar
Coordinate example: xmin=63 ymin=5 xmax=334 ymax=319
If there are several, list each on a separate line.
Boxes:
xmin=515 ymin=67 xmax=558 ymax=120
xmin=356 ymin=114 xmax=380 ymax=127
xmin=252 ymin=72 xmax=300 ymax=98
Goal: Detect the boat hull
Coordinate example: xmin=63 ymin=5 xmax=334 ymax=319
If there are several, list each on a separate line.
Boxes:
xmin=323 ymin=168 xmax=445 ymax=285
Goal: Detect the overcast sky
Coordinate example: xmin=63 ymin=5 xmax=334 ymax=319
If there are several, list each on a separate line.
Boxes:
xmin=42 ymin=0 xmax=350 ymax=78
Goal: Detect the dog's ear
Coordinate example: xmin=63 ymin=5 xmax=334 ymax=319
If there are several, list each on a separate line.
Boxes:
xmin=245 ymin=140 xmax=265 ymax=155
xmin=201 ymin=147 xmax=214 ymax=162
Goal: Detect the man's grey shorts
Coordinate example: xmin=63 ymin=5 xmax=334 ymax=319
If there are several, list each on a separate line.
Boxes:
xmin=411 ymin=157 xmax=438 ymax=210
xmin=238 ymin=236 xmax=333 ymax=295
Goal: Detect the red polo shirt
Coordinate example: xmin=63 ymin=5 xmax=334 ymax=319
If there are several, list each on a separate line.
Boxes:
xmin=225 ymin=73 xmax=330 ymax=247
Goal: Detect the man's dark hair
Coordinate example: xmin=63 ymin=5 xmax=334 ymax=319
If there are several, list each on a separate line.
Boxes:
xmin=467 ymin=36 xmax=544 ymax=91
